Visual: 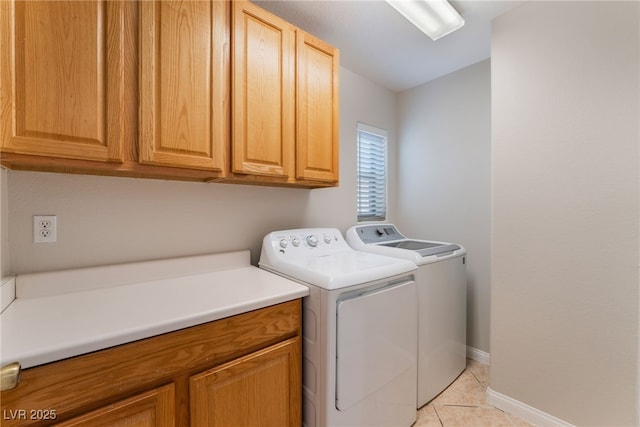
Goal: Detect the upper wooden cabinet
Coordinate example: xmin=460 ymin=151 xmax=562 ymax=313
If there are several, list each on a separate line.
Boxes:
xmin=139 ymin=0 xmax=230 ymax=174
xmin=296 ymin=31 xmax=340 ymax=183
xmin=0 ymin=0 xmax=339 ymax=187
xmin=231 ymin=1 xmax=339 ymax=185
xmin=232 ymin=1 xmax=295 ymax=180
xmin=0 ymin=0 xmax=126 ymax=162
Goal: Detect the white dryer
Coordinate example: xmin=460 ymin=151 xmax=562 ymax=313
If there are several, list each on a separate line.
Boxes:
xmin=346 ymin=224 xmax=467 ymax=407
xmin=259 ymin=228 xmax=418 ymax=427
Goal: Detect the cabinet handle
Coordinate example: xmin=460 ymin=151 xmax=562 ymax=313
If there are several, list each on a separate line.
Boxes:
xmin=1 ymin=362 xmax=22 ymax=390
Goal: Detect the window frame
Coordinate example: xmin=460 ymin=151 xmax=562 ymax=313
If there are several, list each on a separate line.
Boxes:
xmin=356 ymin=122 xmax=388 ymax=222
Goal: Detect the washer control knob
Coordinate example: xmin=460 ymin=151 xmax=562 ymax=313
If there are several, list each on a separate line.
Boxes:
xmin=306 ymin=235 xmax=319 ymax=247
xmin=324 ymin=235 xmax=332 ymax=244
xmin=279 ymin=239 xmax=288 ymax=249
xmin=292 ymin=237 xmax=301 ymax=247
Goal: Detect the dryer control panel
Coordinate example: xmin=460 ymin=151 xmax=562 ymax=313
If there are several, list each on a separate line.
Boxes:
xmin=351 ymin=224 xmax=405 ymax=244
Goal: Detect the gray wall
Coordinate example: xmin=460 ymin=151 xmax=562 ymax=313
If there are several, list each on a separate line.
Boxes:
xmin=1 ymin=169 xmax=8 ymax=278
xmin=491 ymin=1 xmax=639 ymax=425
xmin=303 ymin=67 xmax=400 ymax=230
xmin=396 ymin=60 xmax=492 ymax=355
xmin=1 ymin=67 xmax=398 ymax=275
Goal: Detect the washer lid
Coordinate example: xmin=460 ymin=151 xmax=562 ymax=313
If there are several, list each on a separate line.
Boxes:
xmin=260 ymin=250 xmax=416 ymax=290
xmin=345 ymin=224 xmax=466 ymax=265
xmin=381 ymin=241 xmax=461 ymax=257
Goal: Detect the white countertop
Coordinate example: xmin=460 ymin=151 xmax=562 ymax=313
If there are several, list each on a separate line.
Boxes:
xmin=0 ymin=251 xmax=309 ymax=369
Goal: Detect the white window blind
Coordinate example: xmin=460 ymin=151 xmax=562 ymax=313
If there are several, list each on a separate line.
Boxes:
xmin=357 ymin=123 xmax=387 ymax=222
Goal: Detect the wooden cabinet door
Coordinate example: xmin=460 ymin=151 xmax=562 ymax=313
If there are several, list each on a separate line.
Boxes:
xmin=296 ymin=31 xmax=340 ymax=183
xmin=139 ymin=0 xmax=229 ymax=173
xmin=56 ymin=384 xmax=175 ymax=427
xmin=0 ymin=1 xmax=125 ymax=162
xmin=232 ymin=1 xmax=295 ymax=179
xmin=190 ymin=337 xmax=301 ymax=427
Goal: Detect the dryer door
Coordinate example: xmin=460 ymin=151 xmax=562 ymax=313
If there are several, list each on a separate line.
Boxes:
xmin=335 ymin=279 xmax=417 ymax=411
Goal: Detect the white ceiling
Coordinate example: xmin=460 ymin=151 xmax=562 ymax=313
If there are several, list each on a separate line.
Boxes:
xmin=255 ymin=0 xmax=525 ymax=92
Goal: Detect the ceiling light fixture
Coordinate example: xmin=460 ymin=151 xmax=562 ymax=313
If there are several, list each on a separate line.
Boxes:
xmin=386 ymin=0 xmax=465 ymax=41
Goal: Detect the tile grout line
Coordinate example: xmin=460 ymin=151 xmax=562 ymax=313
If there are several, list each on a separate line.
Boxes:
xmin=441 ymin=404 xmax=481 ymax=408
xmin=432 ymin=405 xmax=445 ymax=427
xmin=469 ymin=365 xmax=485 ymax=388
xmin=417 ymin=362 xmax=534 ymax=427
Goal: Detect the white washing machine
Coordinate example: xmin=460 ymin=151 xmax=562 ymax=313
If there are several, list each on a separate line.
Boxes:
xmin=259 ymin=228 xmax=418 ymax=427
xmin=346 ymin=224 xmax=467 ymax=408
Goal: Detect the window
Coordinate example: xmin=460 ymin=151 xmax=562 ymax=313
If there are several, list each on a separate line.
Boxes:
xmin=357 ymin=123 xmax=387 ymax=222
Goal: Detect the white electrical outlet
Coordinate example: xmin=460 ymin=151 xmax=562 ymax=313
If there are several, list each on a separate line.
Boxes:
xmin=33 ymin=215 xmax=57 ymax=243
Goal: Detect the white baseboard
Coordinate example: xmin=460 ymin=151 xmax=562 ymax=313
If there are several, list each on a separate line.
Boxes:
xmin=486 ymin=387 xmax=575 ymax=427
xmin=466 ymin=346 xmax=490 ymax=365
xmin=464 ymin=348 xmax=574 ymax=426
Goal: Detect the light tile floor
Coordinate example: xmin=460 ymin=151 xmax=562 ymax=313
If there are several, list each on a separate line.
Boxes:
xmin=415 ymin=359 xmax=533 ymax=427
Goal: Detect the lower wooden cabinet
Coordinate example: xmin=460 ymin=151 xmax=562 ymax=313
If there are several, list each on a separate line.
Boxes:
xmin=56 ymin=384 xmax=175 ymax=427
xmin=0 ymin=300 xmax=302 ymax=427
xmin=190 ymin=338 xmax=300 ymax=427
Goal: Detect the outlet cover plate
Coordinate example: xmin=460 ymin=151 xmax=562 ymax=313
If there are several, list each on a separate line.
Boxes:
xmin=33 ymin=215 xmax=57 ymax=243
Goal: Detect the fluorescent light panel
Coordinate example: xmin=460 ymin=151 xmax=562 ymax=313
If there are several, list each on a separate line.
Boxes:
xmin=386 ymin=0 xmax=464 ymax=41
